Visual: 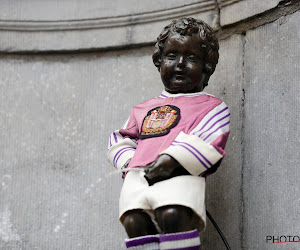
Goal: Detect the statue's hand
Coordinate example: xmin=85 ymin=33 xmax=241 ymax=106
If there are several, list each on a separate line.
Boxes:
xmin=144 ymin=154 xmax=187 ymax=186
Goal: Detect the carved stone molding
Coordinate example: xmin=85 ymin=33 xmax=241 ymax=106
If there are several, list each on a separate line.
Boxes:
xmin=0 ymin=1 xmax=216 ymax=31
xmin=0 ymin=1 xmax=217 ymax=52
xmin=0 ymin=0 xmax=284 ymax=52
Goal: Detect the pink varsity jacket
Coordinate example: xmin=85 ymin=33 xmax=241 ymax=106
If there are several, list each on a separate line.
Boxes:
xmin=107 ymin=90 xmax=230 ymax=176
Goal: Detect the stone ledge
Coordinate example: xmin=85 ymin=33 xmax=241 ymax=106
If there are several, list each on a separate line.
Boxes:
xmin=216 ymin=0 xmax=300 ymax=40
xmin=219 ymin=0 xmax=282 ymax=26
xmin=0 ymin=1 xmax=217 ymax=53
xmin=0 ymin=1 xmax=215 ymax=31
xmin=0 ymin=0 xmax=298 ymax=53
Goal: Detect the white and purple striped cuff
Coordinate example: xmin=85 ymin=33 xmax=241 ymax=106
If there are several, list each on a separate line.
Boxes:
xmin=108 ymin=130 xmax=124 ymax=149
xmin=107 ymin=138 xmax=136 ymax=170
xmin=125 ymin=235 xmax=160 ymax=249
xmin=160 ymin=132 xmax=223 ymax=176
xmin=159 ymin=229 xmax=200 ymax=250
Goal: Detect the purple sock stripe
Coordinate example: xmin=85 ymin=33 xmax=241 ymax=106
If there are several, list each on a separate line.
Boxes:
xmin=204 ymin=121 xmax=230 ymax=141
xmin=194 ymin=107 xmax=228 ymax=135
xmin=160 ymin=94 xmax=168 ymax=98
xmin=113 ymin=132 xmax=118 ymax=143
xmin=198 ymin=113 xmax=230 ymax=138
xmin=160 ymin=230 xmax=199 ymax=242
xmin=113 ymin=147 xmax=135 ymax=166
xmin=173 ymin=140 xmax=212 ymax=167
xmin=115 ymin=148 xmax=135 ymax=167
xmin=171 ymin=143 xmax=208 ymax=169
xmin=126 ymin=236 xmax=159 ymax=247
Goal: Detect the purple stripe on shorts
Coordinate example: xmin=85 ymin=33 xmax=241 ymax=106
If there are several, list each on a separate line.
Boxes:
xmin=204 ymin=121 xmax=230 ymax=141
xmin=198 ymin=113 xmax=230 ymax=138
xmin=113 ymin=147 xmax=135 ymax=167
xmin=194 ymin=107 xmax=228 ymax=134
xmin=126 ymin=236 xmax=159 ymax=247
xmin=113 ymin=132 xmax=118 ymax=143
xmin=160 ymin=229 xmax=199 ymax=242
xmin=173 ymin=140 xmax=212 ymax=167
xmin=171 ymin=143 xmax=208 ymax=169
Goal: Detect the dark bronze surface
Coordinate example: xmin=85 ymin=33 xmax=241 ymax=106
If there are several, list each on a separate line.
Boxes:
xmin=122 ymin=17 xmax=219 ymax=237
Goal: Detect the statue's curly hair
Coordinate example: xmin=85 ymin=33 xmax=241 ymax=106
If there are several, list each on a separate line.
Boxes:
xmin=152 ymin=17 xmax=219 ymax=87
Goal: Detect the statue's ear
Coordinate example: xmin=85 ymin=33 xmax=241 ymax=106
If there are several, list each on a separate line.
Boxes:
xmin=200 ymin=73 xmax=210 ymax=89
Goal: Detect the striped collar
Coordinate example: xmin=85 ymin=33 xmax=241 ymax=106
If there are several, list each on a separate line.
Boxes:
xmin=157 ymin=90 xmax=210 ymax=98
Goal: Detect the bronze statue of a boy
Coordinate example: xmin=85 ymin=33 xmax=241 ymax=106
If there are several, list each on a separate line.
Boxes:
xmin=107 ymin=17 xmax=230 ymax=249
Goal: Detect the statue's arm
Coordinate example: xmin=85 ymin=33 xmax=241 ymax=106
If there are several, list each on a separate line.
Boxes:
xmin=107 ymin=108 xmax=139 ymax=170
xmin=145 ymin=101 xmax=231 ymax=185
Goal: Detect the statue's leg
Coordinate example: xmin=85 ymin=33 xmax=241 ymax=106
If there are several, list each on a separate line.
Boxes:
xmin=121 ymin=210 xmax=160 ymax=249
xmin=121 ymin=209 xmax=158 ymax=238
xmin=155 ymin=205 xmax=201 ymax=250
xmin=155 ymin=205 xmax=196 ymax=233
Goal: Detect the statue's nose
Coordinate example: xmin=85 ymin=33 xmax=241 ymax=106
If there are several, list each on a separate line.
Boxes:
xmin=177 ymin=55 xmax=185 ymax=67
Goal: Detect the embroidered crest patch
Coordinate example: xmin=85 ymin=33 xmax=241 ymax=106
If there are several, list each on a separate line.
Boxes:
xmin=139 ymin=105 xmax=181 ymax=139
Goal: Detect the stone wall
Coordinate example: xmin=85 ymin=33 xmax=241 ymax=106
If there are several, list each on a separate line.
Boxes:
xmin=0 ymin=1 xmax=299 ymax=249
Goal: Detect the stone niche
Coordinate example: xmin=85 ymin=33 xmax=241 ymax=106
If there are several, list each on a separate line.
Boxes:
xmin=1 ymin=1 xmax=298 ymax=250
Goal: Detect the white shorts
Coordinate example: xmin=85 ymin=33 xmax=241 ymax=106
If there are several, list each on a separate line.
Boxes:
xmin=119 ymin=170 xmax=206 ymax=232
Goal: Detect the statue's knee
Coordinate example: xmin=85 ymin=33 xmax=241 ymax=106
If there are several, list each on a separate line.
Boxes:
xmin=122 ymin=213 xmax=138 ymax=231
xmin=156 ymin=206 xmax=194 ymax=233
xmin=161 ymin=207 xmax=180 ymax=226
xmin=121 ymin=210 xmax=157 ymax=238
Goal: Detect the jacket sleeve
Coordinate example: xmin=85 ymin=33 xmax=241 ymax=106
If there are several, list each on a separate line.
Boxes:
xmin=160 ymin=101 xmax=230 ymax=176
xmin=107 ymin=108 xmax=139 ymax=170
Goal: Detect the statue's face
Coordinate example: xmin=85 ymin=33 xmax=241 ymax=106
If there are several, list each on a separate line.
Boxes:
xmin=160 ymin=33 xmax=205 ymax=94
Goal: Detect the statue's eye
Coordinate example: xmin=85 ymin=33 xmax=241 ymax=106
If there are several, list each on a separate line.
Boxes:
xmin=187 ymin=55 xmax=197 ymax=61
xmin=165 ymin=53 xmax=176 ymax=59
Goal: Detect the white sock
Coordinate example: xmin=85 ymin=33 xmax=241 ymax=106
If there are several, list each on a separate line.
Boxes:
xmin=159 ymin=229 xmax=200 ymax=250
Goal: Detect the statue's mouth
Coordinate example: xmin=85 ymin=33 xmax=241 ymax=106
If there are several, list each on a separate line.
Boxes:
xmin=175 ymin=74 xmax=186 ymax=80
